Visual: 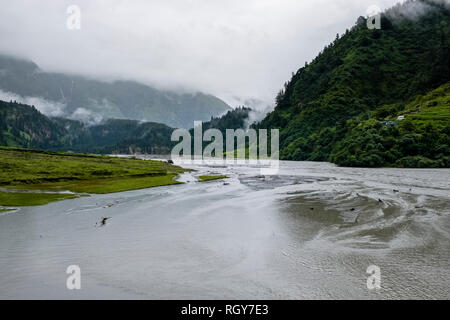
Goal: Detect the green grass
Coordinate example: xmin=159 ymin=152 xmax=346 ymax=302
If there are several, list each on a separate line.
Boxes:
xmin=198 ymin=175 xmax=228 ymax=182
xmin=0 ymin=208 xmax=16 ymax=213
xmin=393 ymin=82 xmax=450 ymax=128
xmin=13 ymin=174 xmax=183 ymax=194
xmin=0 ymin=192 xmax=78 ymax=206
xmin=0 ymin=147 xmax=189 ymax=206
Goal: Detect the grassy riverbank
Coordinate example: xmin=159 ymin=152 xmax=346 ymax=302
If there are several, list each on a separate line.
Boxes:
xmin=198 ymin=175 xmax=228 ymax=182
xmin=0 ymin=192 xmax=78 ymax=206
xmin=0 ymin=147 xmax=188 ymax=206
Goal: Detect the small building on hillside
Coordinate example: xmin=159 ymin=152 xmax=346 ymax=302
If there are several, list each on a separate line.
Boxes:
xmin=380 ymin=121 xmax=398 ymax=127
xmin=397 ymin=115 xmax=405 ymax=121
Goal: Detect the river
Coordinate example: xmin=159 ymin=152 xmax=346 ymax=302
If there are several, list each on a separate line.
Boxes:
xmin=0 ymin=160 xmax=449 ymax=299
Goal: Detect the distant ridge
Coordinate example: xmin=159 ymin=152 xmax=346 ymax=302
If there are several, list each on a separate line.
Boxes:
xmin=0 ymin=99 xmax=251 ymax=155
xmin=0 ymin=99 xmax=174 ymax=154
xmin=0 ymin=54 xmax=230 ymax=128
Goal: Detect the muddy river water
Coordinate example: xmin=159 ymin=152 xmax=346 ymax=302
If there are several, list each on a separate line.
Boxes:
xmin=0 ymin=160 xmax=449 ymax=299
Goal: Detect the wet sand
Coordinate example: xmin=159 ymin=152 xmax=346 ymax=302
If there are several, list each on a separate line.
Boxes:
xmin=0 ymin=161 xmax=449 ymax=299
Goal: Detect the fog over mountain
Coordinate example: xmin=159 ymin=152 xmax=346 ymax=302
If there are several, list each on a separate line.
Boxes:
xmin=0 ymin=54 xmax=230 ymax=128
xmin=0 ymin=0 xmax=406 ymax=109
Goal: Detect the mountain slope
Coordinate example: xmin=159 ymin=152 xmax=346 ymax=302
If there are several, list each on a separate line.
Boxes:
xmin=0 ymin=100 xmax=252 ymax=155
xmin=257 ymin=0 xmax=450 ymax=167
xmin=0 ymin=55 xmax=230 ymax=128
xmin=0 ymin=100 xmax=70 ymax=149
xmin=201 ymin=106 xmax=252 ymax=132
xmin=0 ymin=100 xmax=175 ymax=153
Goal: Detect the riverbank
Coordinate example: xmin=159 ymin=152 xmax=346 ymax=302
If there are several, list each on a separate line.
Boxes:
xmin=0 ymin=147 xmax=189 ymax=206
xmin=1 ymin=160 xmax=448 ymax=299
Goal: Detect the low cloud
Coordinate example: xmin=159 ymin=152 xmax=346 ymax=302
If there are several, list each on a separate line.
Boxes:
xmin=0 ymin=89 xmax=66 ymax=117
xmin=245 ymin=108 xmax=273 ymax=129
xmin=0 ymin=0 xmax=407 ymax=109
xmin=69 ymin=107 xmax=104 ymax=125
xmin=386 ymin=0 xmax=449 ymax=21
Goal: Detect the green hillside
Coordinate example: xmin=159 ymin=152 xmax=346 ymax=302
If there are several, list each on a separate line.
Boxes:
xmin=257 ymin=0 xmax=450 ymax=167
xmin=0 ymin=100 xmax=176 ymax=154
xmin=0 ymin=100 xmax=252 ymax=155
xmin=330 ymin=82 xmax=450 ymax=167
xmin=0 ymin=100 xmax=70 ymax=149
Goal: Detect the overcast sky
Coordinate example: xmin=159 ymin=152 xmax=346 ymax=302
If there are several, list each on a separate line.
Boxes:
xmin=0 ymin=0 xmax=403 ymax=108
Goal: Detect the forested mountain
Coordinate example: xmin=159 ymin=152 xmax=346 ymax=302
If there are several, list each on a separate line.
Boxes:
xmin=201 ymin=106 xmax=252 ymax=132
xmin=257 ymin=0 xmax=450 ymax=167
xmin=0 ymin=100 xmax=70 ymax=149
xmin=1 ymin=100 xmax=252 ymax=155
xmin=0 ymin=100 xmax=175 ymax=154
xmin=0 ymin=55 xmax=230 ymax=128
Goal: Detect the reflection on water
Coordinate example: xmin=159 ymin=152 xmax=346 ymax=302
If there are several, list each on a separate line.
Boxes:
xmin=0 ymin=160 xmax=449 ymax=299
